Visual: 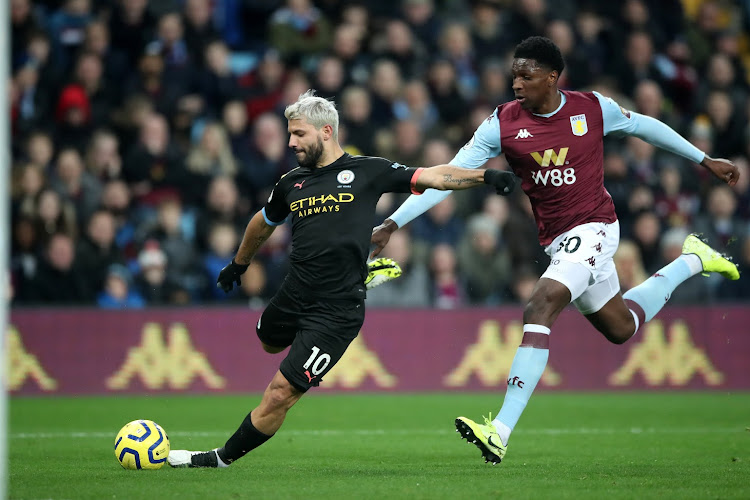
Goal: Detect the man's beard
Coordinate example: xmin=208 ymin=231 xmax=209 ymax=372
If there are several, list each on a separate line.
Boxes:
xmin=296 ymin=137 xmax=324 ymax=168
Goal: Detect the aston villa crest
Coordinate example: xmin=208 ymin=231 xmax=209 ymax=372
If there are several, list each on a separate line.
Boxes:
xmin=570 ymin=114 xmax=588 ymax=136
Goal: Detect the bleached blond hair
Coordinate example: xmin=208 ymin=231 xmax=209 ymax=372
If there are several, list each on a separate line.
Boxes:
xmin=284 ymin=89 xmax=339 ymax=140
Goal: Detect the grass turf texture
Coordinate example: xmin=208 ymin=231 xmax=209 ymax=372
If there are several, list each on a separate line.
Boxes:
xmin=10 ymin=393 xmax=750 ymax=500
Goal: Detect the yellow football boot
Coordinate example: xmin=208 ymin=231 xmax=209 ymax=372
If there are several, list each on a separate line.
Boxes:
xmin=365 ymin=258 xmax=402 ymax=289
xmin=455 ymin=415 xmax=507 ymax=465
xmin=682 ymin=234 xmax=739 ymax=280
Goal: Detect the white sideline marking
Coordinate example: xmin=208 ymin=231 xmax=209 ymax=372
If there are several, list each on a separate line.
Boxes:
xmin=9 ymin=427 xmax=743 ymax=439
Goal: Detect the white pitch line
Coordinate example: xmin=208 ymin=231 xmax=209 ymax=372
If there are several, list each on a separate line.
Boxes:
xmin=9 ymin=427 xmax=744 ymax=439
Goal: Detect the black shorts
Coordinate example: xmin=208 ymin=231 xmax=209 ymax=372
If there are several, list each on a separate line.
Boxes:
xmin=256 ymin=279 xmax=365 ymax=392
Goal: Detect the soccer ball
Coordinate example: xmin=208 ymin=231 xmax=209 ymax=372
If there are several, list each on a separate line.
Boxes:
xmin=114 ymin=419 xmax=170 ymax=470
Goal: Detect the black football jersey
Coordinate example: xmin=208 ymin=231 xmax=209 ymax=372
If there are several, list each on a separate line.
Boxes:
xmin=263 ymin=153 xmax=420 ymax=299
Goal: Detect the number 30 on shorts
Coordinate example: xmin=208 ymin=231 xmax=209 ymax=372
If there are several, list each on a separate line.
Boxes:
xmin=303 ymin=346 xmax=331 ymax=376
xmin=556 ymin=236 xmax=581 ymax=254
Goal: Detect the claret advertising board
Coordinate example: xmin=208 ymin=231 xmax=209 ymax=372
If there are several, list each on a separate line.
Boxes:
xmin=8 ymin=306 xmax=750 ymax=395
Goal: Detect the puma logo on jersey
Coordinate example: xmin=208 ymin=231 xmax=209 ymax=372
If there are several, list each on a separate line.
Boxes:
xmin=294 ymin=180 xmax=306 ymax=189
xmin=515 ymin=129 xmax=533 ymax=139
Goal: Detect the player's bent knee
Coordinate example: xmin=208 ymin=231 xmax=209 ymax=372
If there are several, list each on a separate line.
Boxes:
xmin=524 ymin=285 xmax=569 ymax=323
xmin=598 ymin=323 xmax=634 ymax=345
xmin=261 ymin=342 xmax=286 ymax=354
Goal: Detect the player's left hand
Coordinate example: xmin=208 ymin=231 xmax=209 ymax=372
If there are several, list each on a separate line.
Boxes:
xmin=217 ymin=259 xmax=249 ymax=293
xmin=483 ymin=169 xmax=518 ymax=195
xmin=702 ymin=156 xmax=739 ymax=187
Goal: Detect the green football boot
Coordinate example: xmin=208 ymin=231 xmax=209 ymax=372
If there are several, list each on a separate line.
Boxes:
xmin=682 ymin=234 xmax=739 ymax=280
xmin=365 ymin=258 xmax=402 ymax=289
xmin=455 ymin=415 xmax=507 ymax=465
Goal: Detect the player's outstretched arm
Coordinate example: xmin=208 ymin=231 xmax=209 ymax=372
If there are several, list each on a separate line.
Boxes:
xmin=370 ymin=166 xmax=516 ymax=258
xmin=415 ymin=165 xmax=517 ymax=194
xmin=217 ymin=211 xmax=276 ymax=292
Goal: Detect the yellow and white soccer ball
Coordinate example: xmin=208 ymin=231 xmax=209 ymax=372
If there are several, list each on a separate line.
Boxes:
xmin=114 ymin=419 xmax=170 ymax=470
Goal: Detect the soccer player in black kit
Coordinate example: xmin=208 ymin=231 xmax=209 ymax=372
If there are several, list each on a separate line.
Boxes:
xmin=167 ymin=90 xmax=517 ymax=468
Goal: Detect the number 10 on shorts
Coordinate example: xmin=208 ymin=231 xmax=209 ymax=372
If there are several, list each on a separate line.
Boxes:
xmin=303 ymin=346 xmax=331 ymax=377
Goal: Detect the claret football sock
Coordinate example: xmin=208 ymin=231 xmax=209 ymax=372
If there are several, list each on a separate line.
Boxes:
xmin=217 ymin=412 xmax=274 ymax=464
xmin=623 ymin=254 xmax=700 ymax=325
xmin=492 ymin=324 xmax=550 ymax=446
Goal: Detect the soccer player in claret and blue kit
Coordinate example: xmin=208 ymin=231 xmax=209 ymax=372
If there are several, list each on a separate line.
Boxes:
xmin=370 ymin=36 xmax=740 ymax=465
xmin=165 ymin=90 xmax=517 ymax=468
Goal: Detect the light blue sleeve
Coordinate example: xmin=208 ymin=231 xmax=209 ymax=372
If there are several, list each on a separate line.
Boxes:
xmin=593 ymin=91 xmax=705 ymax=164
xmin=390 ymin=110 xmax=502 ymax=228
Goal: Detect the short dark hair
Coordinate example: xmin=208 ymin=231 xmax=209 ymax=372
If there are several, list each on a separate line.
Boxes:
xmin=514 ymin=36 xmax=565 ymax=75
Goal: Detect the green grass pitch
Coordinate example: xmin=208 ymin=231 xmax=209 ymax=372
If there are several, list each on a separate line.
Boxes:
xmin=10 ymin=393 xmax=750 ymax=499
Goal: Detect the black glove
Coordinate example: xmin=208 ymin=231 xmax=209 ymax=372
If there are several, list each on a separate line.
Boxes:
xmin=484 ymin=169 xmax=517 ymax=195
xmin=217 ymin=259 xmax=249 ymax=293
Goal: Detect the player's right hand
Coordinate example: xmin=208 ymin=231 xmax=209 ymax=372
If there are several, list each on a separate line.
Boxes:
xmin=217 ymin=259 xmax=249 ymax=293
xmin=702 ymin=156 xmax=739 ymax=187
xmin=370 ymin=219 xmax=398 ymax=259
xmin=483 ymin=169 xmax=517 ymax=195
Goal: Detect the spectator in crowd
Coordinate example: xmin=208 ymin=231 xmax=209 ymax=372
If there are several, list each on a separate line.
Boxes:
xmin=613 ymin=239 xmax=648 ymax=293
xmin=429 ymin=243 xmax=464 ymax=309
xmin=268 ymin=0 xmax=333 ymax=62
xmin=47 ymin=0 xmax=93 ymax=71
xmin=97 ymin=263 xmax=145 ymax=309
xmin=202 ymin=222 xmax=240 ymax=302
xmin=20 ymin=233 xmax=90 ymax=304
xmin=393 ymin=80 xmax=440 ymax=134
xmin=82 ymin=20 xmax=129 ymax=84
xmin=85 ymin=129 xmax=122 ymax=181
xmin=182 ymin=0 xmax=219 ymax=68
xmin=510 ymin=266 xmax=539 ymax=304
xmin=693 ymin=184 xmax=747 ymax=262
xmin=402 ymin=0 xmax=441 ymax=53
xmin=195 ymin=176 xmax=246 ymax=253
xmin=12 ymin=163 xmax=46 ymax=220
xmin=239 ymin=113 xmax=296 ymax=208
xmin=631 ymin=211 xmax=662 ymax=273
xmin=137 ymin=197 xmax=201 ymax=297
xmin=653 ymin=163 xmax=699 ymax=229
xmin=33 ymin=187 xmax=77 ymax=245
xmin=50 ymin=147 xmax=102 ymax=225
xmin=122 ymin=112 xmax=187 ymax=206
xmin=76 ymin=209 xmax=123 ymax=296
xmin=411 ymin=194 xmax=464 ymax=248
xmin=186 ymin=122 xmax=238 ymax=183
xmin=427 ymin=57 xmax=469 ymax=130
xmin=368 ymin=59 xmax=402 ymax=127
xmin=245 ymin=49 xmax=287 ymax=121
xmin=340 ymin=85 xmax=376 ymax=154
xmin=235 ymin=261 xmax=271 ymax=309
xmin=197 ymin=40 xmax=242 ymax=117
xmin=10 ymin=216 xmax=39 ymax=302
xmin=312 ymin=55 xmax=347 ymax=100
xmin=24 ymin=130 xmax=55 ymax=171
xmin=331 ymin=24 xmax=370 ymax=86
xmin=71 ymin=51 xmax=116 ymax=129
xmin=222 ymin=100 xmax=252 ymax=165
xmin=134 ymin=240 xmax=187 ymax=305
xmin=54 ymin=82 xmax=93 ymax=152
xmin=457 ymin=214 xmax=512 ymax=305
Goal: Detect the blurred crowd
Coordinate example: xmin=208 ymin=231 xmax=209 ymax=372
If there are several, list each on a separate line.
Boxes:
xmin=9 ymin=0 xmax=750 ymax=309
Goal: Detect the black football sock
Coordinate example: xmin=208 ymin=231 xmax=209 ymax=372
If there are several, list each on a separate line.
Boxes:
xmin=217 ymin=412 xmax=274 ymax=464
